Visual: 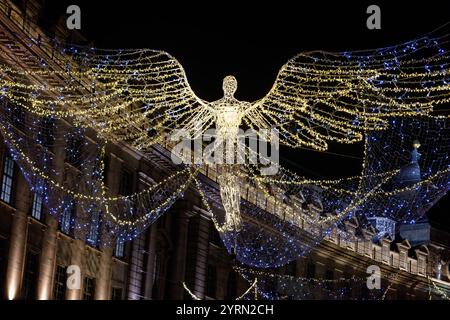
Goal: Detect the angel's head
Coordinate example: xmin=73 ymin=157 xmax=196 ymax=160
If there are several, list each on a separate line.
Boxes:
xmin=223 ymin=75 xmax=237 ymax=97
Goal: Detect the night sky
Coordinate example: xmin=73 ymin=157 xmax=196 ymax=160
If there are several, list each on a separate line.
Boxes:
xmin=38 ymin=1 xmax=450 ymax=226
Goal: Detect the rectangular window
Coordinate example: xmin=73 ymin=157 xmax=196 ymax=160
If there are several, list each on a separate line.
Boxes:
xmin=0 ymin=153 xmax=15 ymax=204
xmin=38 ymin=117 xmax=55 ymax=148
xmin=306 ymin=263 xmax=316 ymax=278
xmin=119 ymin=169 xmax=134 ymax=196
xmin=418 ymin=256 xmax=426 ymax=275
xmin=53 ymin=265 xmax=67 ymax=300
xmin=60 ymin=197 xmax=75 ymax=235
xmin=92 ymin=153 xmax=110 ymax=183
xmin=111 ymin=287 xmax=123 ymax=300
xmin=82 ymin=277 xmax=96 ymax=300
xmin=22 ymin=252 xmax=39 ymax=300
xmin=102 ymin=156 xmax=109 ymax=185
xmin=114 ymin=238 xmax=125 ymax=259
xmin=206 ymin=265 xmax=217 ymax=298
xmin=209 ymin=222 xmax=221 ymax=246
xmin=325 ymin=270 xmax=334 ymax=290
xmin=86 ymin=210 xmax=101 ymax=247
xmin=285 ymin=261 xmax=297 ymax=276
xmin=400 ymin=251 xmax=407 ymax=269
xmin=8 ymin=104 xmax=25 ymax=131
xmin=31 ymin=192 xmax=44 ymax=221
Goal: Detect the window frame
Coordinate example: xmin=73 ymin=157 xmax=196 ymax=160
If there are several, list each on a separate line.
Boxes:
xmin=0 ymin=153 xmax=15 ymax=205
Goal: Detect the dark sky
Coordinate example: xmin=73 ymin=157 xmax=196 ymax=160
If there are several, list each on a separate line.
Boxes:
xmin=38 ymin=0 xmax=450 ymax=225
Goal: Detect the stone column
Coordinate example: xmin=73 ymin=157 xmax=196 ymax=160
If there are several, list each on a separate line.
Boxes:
xmin=94 ymin=247 xmax=113 ymax=300
xmin=5 ymin=210 xmax=28 ymax=300
xmin=36 ymin=215 xmax=58 ymax=300
xmin=66 ymin=238 xmax=85 ymax=300
xmin=66 ymin=202 xmax=88 ymax=300
xmin=193 ymin=211 xmax=210 ymax=299
xmin=143 ymin=224 xmax=157 ymax=299
xmin=37 ymin=120 xmax=66 ymax=300
xmin=5 ymin=174 xmax=30 ymax=300
xmin=166 ymin=202 xmax=193 ymax=299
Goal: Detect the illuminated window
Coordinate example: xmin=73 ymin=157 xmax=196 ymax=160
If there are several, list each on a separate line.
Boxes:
xmin=31 ymin=192 xmax=44 ymax=221
xmin=0 ymin=153 xmax=15 ymax=204
xmin=86 ymin=210 xmax=101 ymax=247
xmin=60 ymin=197 xmax=75 ymax=235
xmin=114 ymin=238 xmax=125 ymax=258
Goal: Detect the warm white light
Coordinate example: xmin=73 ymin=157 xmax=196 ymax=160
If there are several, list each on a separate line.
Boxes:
xmin=8 ymin=284 xmax=16 ymax=300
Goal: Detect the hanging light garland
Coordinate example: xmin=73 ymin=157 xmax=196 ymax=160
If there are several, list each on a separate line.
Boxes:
xmin=0 ymin=25 xmax=449 ymax=260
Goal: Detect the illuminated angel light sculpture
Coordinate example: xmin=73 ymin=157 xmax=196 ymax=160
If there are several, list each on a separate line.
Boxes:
xmin=0 ymin=29 xmax=450 ymax=246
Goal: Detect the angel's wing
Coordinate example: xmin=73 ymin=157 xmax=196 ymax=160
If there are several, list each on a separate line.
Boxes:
xmin=244 ymin=33 xmax=450 ymax=151
xmin=0 ymin=47 xmax=213 ymax=150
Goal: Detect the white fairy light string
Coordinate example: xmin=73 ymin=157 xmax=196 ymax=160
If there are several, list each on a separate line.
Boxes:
xmin=0 ymin=23 xmax=449 ymax=257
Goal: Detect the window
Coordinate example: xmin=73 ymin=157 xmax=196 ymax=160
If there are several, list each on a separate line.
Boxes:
xmin=8 ymin=104 xmax=25 ymax=131
xmin=65 ymin=131 xmax=84 ymax=169
xmin=114 ymin=238 xmax=125 ymax=259
xmin=343 ymin=272 xmax=352 ymax=295
xmin=102 ymin=156 xmax=109 ymax=184
xmin=119 ymin=168 xmax=134 ymax=196
xmin=209 ymin=223 xmax=221 ymax=246
xmin=38 ymin=117 xmax=55 ymax=148
xmin=31 ymin=192 xmax=44 ymax=221
xmin=111 ymin=287 xmax=123 ymax=300
xmin=22 ymin=252 xmax=39 ymax=300
xmin=225 ymin=271 xmax=237 ymax=300
xmin=325 ymin=270 xmax=334 ymax=290
xmin=400 ymin=251 xmax=407 ymax=269
xmin=285 ymin=261 xmax=297 ymax=276
xmin=206 ymin=264 xmax=217 ymax=298
xmin=83 ymin=277 xmax=96 ymax=300
xmin=418 ymin=256 xmax=426 ymax=275
xmin=53 ymin=265 xmax=67 ymax=300
xmin=60 ymin=197 xmax=75 ymax=235
xmin=306 ymin=263 xmax=316 ymax=278
xmin=0 ymin=153 xmax=15 ymax=204
xmin=86 ymin=210 xmax=101 ymax=247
